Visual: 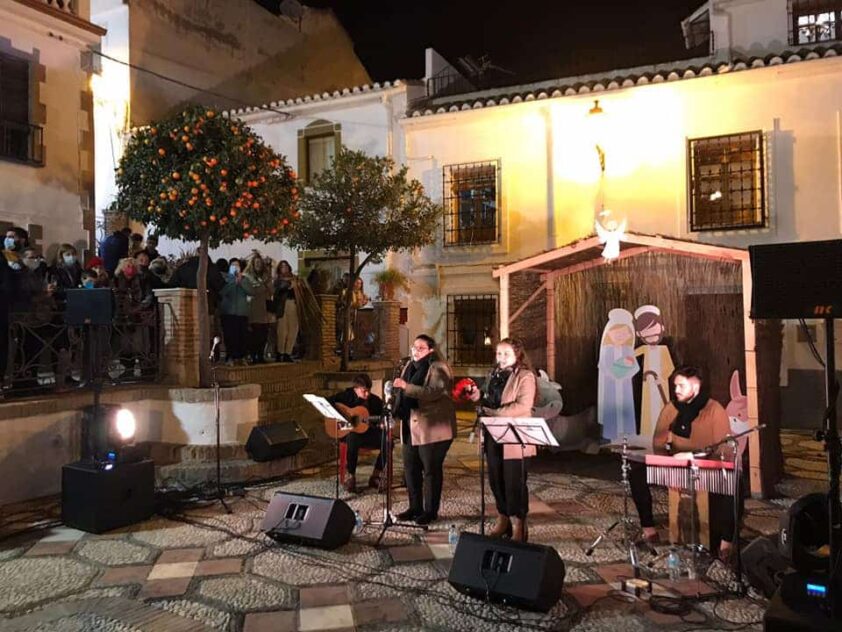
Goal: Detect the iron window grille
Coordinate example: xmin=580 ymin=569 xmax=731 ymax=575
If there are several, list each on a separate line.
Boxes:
xmin=443 ymin=160 xmax=500 ymax=246
xmin=447 ymin=294 xmax=497 ymax=366
xmin=788 ymin=0 xmax=842 ymax=44
xmin=688 ymin=131 xmax=766 ymax=232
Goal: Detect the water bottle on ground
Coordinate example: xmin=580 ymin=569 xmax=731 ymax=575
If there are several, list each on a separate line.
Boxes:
xmin=448 ymin=524 xmax=459 ymax=555
xmin=133 ymin=359 xmax=141 ymax=378
xmin=353 ymin=510 xmax=364 ymax=535
xmin=667 ymin=547 xmax=682 ymax=581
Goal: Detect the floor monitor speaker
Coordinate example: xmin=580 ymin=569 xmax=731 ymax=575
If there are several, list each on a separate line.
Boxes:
xmin=448 ymin=532 xmax=565 ymax=612
xmin=246 ymin=421 xmax=308 ymax=462
xmin=260 ymin=492 xmax=354 ymax=549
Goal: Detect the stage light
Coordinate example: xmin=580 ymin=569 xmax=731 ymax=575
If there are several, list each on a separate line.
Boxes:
xmin=114 ymin=408 xmax=136 ymax=442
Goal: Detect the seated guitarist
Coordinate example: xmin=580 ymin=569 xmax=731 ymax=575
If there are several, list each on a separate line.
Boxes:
xmin=328 ymin=373 xmax=385 ymax=493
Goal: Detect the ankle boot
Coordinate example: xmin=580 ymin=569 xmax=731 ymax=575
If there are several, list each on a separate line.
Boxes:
xmin=368 ymin=468 xmax=383 ymax=489
xmin=511 ymin=516 xmax=527 ymax=542
xmin=343 ymin=474 xmax=357 ymax=494
xmin=489 ymin=513 xmax=511 ymax=538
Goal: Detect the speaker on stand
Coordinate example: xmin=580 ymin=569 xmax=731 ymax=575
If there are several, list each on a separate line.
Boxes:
xmin=748 ymin=240 xmax=842 ymax=628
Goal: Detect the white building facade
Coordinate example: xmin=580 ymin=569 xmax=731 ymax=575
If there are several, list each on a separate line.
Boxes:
xmin=396 ymin=0 xmax=842 ymax=391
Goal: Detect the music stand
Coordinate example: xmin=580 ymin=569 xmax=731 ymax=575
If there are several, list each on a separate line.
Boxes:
xmin=65 ymin=289 xmax=112 ymax=461
xmin=478 ymin=417 xmax=558 ymax=534
xmin=303 ymin=394 xmax=350 ymax=499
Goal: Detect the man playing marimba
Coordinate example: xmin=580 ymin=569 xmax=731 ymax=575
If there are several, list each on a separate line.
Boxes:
xmin=629 ymin=365 xmax=740 ymax=560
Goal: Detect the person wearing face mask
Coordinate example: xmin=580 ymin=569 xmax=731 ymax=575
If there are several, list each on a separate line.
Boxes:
xmin=3 ymin=227 xmax=29 ymax=270
xmin=49 ymin=244 xmax=83 ymax=307
xmin=392 ymin=334 xmax=457 ymax=526
xmin=219 ymin=258 xmax=254 ymax=364
xmin=243 ymin=253 xmax=272 ymax=364
xmin=10 ymin=247 xmax=55 ymax=385
xmin=467 ymin=337 xmax=537 ymax=542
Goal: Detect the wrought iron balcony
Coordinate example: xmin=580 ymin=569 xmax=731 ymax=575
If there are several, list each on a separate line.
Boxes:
xmin=0 ymin=120 xmax=44 ymax=166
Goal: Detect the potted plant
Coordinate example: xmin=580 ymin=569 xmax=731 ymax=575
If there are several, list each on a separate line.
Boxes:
xmin=373 ymin=268 xmax=410 ymax=300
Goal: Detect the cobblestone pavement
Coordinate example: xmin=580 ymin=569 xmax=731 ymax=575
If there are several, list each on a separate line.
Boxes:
xmin=0 ymin=419 xmax=802 ymax=631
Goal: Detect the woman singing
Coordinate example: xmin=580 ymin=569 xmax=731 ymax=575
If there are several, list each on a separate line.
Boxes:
xmin=468 ymin=337 xmax=537 ymax=542
xmin=392 ymin=334 xmax=456 ymax=526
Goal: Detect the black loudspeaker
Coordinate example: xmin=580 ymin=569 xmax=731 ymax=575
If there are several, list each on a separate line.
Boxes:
xmin=448 ymin=532 xmax=565 ymax=612
xmin=749 ymin=240 xmax=842 ymax=319
xmin=246 ymin=421 xmax=308 ymax=462
xmin=260 ymin=492 xmax=354 ymax=549
xmin=742 ymin=535 xmax=791 ymax=598
xmin=61 ymin=459 xmax=155 ymax=533
xmin=764 ymin=571 xmax=842 ymax=631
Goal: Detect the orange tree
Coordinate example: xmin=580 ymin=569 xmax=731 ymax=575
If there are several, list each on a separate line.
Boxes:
xmin=289 ymin=147 xmax=440 ymax=370
xmin=116 ymin=104 xmax=298 ymax=386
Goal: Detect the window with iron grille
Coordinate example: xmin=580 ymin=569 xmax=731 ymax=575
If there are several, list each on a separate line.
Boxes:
xmin=0 ymin=52 xmax=41 ymax=166
xmin=788 ymin=0 xmax=842 ymax=44
xmin=447 ymin=294 xmax=497 ymax=366
xmin=443 ymin=160 xmax=499 ymax=246
xmin=688 ymin=131 xmax=766 ymax=232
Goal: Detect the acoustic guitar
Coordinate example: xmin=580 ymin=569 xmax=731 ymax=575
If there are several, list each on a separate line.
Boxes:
xmin=323 ymin=403 xmax=383 ymax=439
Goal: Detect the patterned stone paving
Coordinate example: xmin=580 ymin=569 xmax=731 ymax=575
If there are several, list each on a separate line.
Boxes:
xmin=2 ymin=424 xmax=821 ymax=631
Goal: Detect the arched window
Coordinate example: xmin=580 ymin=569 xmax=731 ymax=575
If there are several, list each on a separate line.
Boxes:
xmin=297 ymin=119 xmax=342 ymax=184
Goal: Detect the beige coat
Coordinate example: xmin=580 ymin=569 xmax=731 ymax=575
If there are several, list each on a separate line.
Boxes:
xmin=481 ymin=367 xmax=538 ymax=459
xmin=400 ymin=359 xmax=457 ymax=446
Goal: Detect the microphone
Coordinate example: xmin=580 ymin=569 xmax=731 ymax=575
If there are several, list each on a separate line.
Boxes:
xmin=384 ymin=380 xmax=394 ymax=403
xmin=209 ymin=336 xmax=220 ymax=361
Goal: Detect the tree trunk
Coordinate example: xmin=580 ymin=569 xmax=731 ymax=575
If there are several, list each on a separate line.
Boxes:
xmin=197 ymin=233 xmax=211 ymax=388
xmin=341 ymin=250 xmax=355 ymax=372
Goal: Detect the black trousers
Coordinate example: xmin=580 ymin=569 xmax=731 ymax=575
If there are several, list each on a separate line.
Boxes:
xmin=221 ymin=314 xmax=248 ymax=360
xmin=402 ymin=438 xmax=452 ymax=517
xmin=248 ymin=322 xmax=269 ymax=360
xmin=484 ymin=428 xmax=529 ymax=518
xmin=628 ymin=460 xmax=745 ymax=544
xmin=343 ymin=426 xmax=386 ymax=475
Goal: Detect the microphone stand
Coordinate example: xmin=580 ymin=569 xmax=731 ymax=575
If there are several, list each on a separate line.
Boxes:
xmin=693 ymin=424 xmax=764 ymax=596
xmin=373 ymin=383 xmax=426 ymax=546
xmin=210 ymin=339 xmax=231 ymax=513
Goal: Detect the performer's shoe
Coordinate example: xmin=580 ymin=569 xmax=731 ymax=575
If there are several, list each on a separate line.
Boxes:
xmin=415 ymin=512 xmax=437 ymax=526
xmin=396 ymin=508 xmax=423 ymax=522
xmin=368 ymin=468 xmax=384 ymax=490
xmin=489 ymin=514 xmax=511 ymax=538
xmin=343 ymin=475 xmax=357 ymax=494
xmin=511 ymin=516 xmax=527 ymax=543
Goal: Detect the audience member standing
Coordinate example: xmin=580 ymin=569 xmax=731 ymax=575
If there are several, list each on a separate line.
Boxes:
xmin=273 ymin=260 xmax=299 ymax=362
xmin=244 ymin=253 xmax=272 ymax=363
xmin=219 ymin=258 xmax=253 ymax=364
xmin=100 ymin=227 xmax=130 ymax=276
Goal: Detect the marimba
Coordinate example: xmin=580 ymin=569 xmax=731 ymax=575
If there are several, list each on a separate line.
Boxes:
xmin=629 ymin=451 xmax=737 ymax=549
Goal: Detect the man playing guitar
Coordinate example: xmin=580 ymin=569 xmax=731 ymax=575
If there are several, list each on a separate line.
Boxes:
xmin=328 ymin=373 xmax=385 ymax=493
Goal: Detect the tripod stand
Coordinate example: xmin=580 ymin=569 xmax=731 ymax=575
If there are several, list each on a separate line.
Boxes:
xmin=209 ymin=337 xmax=231 ymax=513
xmin=586 ymin=435 xmax=651 ymax=584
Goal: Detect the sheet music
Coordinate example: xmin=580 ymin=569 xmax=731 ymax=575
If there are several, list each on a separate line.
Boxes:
xmin=479 ymin=417 xmax=559 ymax=447
xmin=303 ymin=394 xmax=346 ymax=421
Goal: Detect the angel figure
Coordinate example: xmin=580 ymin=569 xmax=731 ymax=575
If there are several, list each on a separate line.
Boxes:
xmin=595 ymin=209 xmax=626 ymax=260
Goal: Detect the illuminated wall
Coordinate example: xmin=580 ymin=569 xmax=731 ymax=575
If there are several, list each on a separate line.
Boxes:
xmin=400 ymin=55 xmax=842 ymax=370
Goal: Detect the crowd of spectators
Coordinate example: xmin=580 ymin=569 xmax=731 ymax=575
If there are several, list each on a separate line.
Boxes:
xmin=0 ymin=223 xmax=376 ymax=389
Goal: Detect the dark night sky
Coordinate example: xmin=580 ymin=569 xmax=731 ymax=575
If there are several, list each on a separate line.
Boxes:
xmin=299 ymin=0 xmax=708 ymax=84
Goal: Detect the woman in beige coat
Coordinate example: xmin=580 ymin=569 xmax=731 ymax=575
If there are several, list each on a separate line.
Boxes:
xmin=393 ymin=334 xmax=456 ymax=526
xmin=469 ymin=337 xmax=537 ymax=542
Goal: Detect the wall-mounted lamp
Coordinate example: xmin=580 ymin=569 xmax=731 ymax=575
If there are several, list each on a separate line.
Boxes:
xmin=588 ymin=99 xmax=606 ymax=174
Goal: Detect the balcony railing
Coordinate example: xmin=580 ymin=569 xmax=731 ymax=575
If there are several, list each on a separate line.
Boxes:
xmin=0 ymin=120 xmax=44 ymax=166
xmin=41 ymin=0 xmax=76 ymax=15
